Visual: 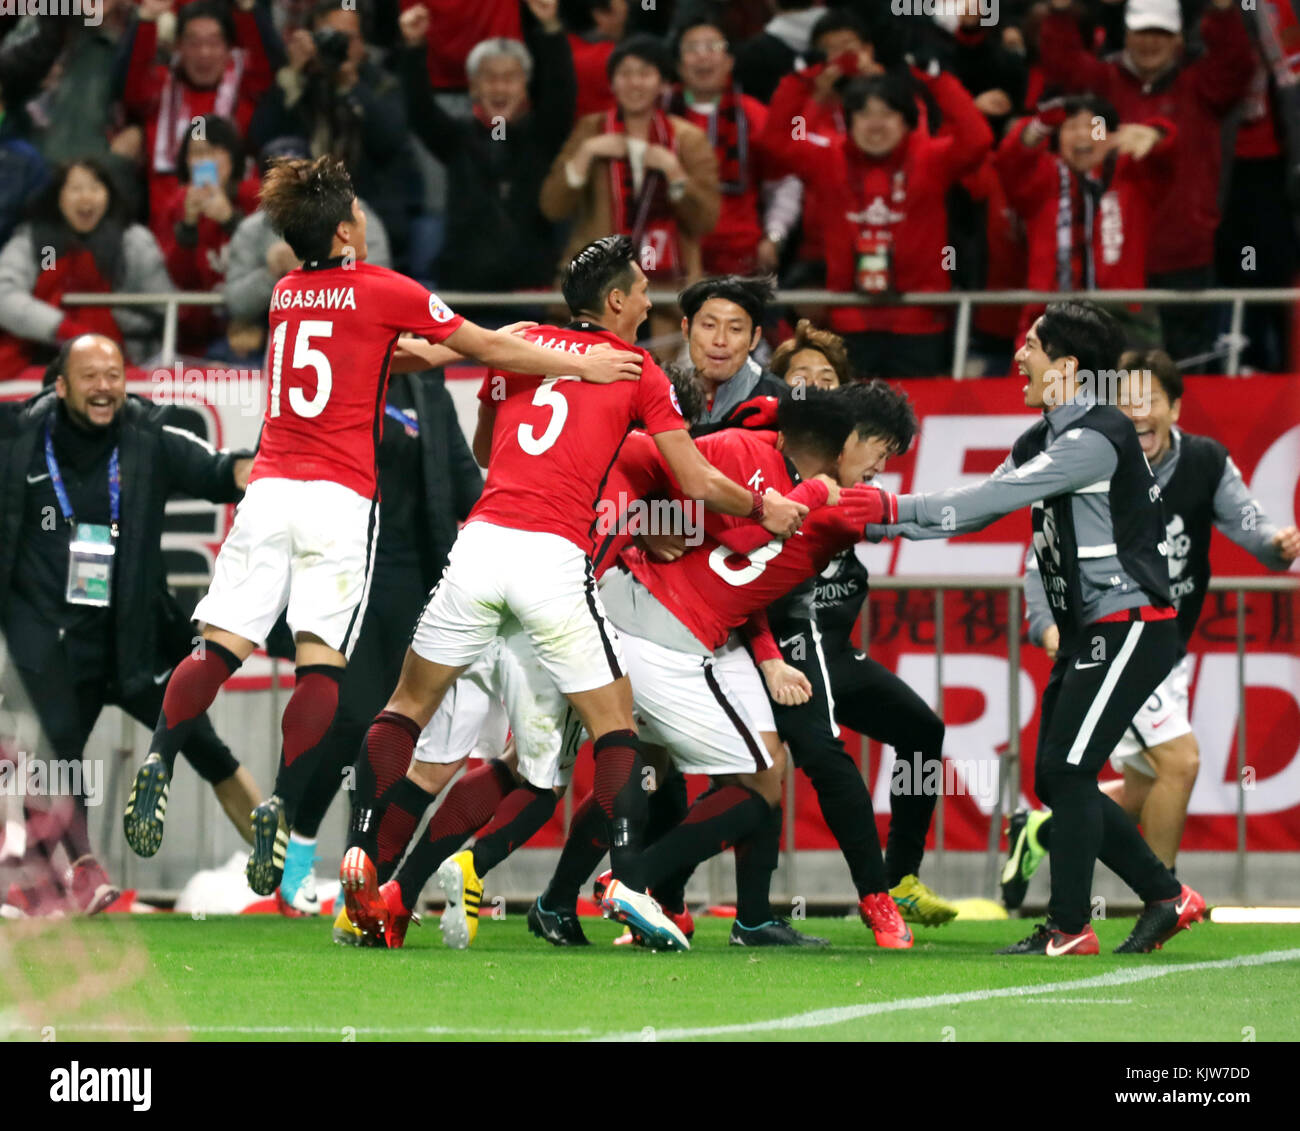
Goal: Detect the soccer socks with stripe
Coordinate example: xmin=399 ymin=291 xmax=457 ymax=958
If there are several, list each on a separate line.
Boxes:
xmin=591 ymin=729 xmax=650 ymax=890
xmin=149 ymin=640 xmax=242 ymax=775
xmin=394 ymin=760 xmax=514 ymax=910
xmin=273 ymin=665 xmax=343 ymax=826
xmin=373 ymin=776 xmax=435 ymax=884
xmin=472 ymin=783 xmax=558 ymax=875
xmin=542 ymin=792 xmax=608 ymax=910
xmin=349 ymin=710 xmax=422 ymax=860
xmin=641 ymin=784 xmax=769 ymax=893
xmin=734 ymin=802 xmax=782 ymax=926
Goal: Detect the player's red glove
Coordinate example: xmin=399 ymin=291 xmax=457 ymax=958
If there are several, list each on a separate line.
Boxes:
xmin=839 ymin=484 xmax=899 ymax=527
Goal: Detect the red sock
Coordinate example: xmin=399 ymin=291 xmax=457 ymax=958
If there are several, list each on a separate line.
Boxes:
xmin=392 ymin=761 xmax=514 ymax=907
xmin=151 ymin=641 xmax=241 ymax=774
xmin=348 ymin=710 xmax=422 ymax=859
xmin=273 ymin=666 xmax=342 ymax=822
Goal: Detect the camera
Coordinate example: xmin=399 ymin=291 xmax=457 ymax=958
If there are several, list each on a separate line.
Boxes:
xmin=312 ymin=27 xmax=351 ymax=74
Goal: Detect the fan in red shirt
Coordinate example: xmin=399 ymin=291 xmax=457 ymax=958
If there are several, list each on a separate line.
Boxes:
xmin=339 ymin=234 xmax=809 ymax=952
xmin=124 ymin=158 xmax=645 ymax=899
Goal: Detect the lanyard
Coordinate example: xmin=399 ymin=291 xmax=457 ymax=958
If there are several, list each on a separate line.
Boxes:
xmin=384 ymin=403 xmax=419 ymax=435
xmin=44 ymin=421 xmax=120 ymax=537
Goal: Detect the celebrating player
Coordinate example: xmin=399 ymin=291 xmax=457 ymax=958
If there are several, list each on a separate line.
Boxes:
xmin=1004 ymin=348 xmax=1299 ymax=903
xmin=339 ymin=235 xmax=808 ymax=952
xmin=869 ymin=301 xmax=1203 ymax=956
xmin=123 ymin=157 xmax=646 ymax=896
xmin=533 ymin=386 xmax=902 ymax=943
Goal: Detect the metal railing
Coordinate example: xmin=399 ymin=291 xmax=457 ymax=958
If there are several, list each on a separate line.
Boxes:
xmin=63 ymin=286 xmax=1300 ymax=378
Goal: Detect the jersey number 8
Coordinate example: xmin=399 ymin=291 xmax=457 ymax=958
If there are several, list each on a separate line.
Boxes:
xmin=708 ymin=538 xmax=784 ymax=586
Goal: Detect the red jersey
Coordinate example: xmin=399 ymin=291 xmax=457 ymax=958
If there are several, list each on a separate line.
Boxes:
xmin=252 ymin=262 xmax=464 ymax=498
xmin=468 ymin=323 xmax=687 ymax=555
xmin=624 ymin=430 xmax=856 ymax=650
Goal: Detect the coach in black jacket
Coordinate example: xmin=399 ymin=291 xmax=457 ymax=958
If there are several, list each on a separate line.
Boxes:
xmin=0 ymin=334 xmax=257 ymax=911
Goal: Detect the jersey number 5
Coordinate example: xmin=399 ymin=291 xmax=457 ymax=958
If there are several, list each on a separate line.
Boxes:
xmin=517 ymin=377 xmax=571 ymax=455
xmin=269 ymin=320 xmax=334 ymax=419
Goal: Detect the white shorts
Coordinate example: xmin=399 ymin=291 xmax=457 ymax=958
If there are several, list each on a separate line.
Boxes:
xmin=621 ymin=632 xmax=775 ymax=778
xmin=193 ymin=477 xmax=377 ymax=657
xmin=1109 ymin=654 xmax=1194 ymax=777
xmin=410 ymin=522 xmax=624 ymax=695
xmin=413 ymin=626 xmax=585 ymax=790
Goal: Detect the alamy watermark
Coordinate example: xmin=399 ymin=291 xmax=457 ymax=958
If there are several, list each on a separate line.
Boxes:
xmin=891 ymin=0 xmax=998 ymax=27
xmin=0 ymin=1 xmax=102 ymax=27
xmin=151 ymin=364 xmax=264 ymax=415
xmin=0 ymin=752 xmax=103 ymax=807
xmin=593 ymin=492 xmax=703 ymax=548
xmin=1041 ymin=366 xmax=1153 ymax=413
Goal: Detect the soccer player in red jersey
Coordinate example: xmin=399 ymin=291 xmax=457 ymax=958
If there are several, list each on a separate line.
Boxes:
xmin=340 ymin=235 xmax=808 ymax=951
xmin=123 ymin=158 xmax=645 ymax=896
xmin=534 ymin=386 xmax=901 ymax=935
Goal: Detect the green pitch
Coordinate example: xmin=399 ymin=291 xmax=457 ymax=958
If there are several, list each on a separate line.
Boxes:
xmin=3 ymin=914 xmax=1299 ymax=1042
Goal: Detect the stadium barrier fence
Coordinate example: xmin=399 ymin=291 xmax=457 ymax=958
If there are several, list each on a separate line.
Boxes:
xmin=62 ymin=286 xmax=1300 ymax=378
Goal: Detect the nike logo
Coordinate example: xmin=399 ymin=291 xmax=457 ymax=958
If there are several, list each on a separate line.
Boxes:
xmin=1075 ymin=660 xmax=1103 ymax=670
xmin=1150 ymin=715 xmax=1173 ymax=729
xmin=153 ymin=669 xmax=173 ymax=685
xmin=1174 ymin=891 xmax=1192 ymax=916
xmin=778 ymin=636 xmax=802 ymax=650
xmin=1045 ymin=934 xmax=1090 ymax=956
xmin=26 ymin=472 xmax=49 ymax=484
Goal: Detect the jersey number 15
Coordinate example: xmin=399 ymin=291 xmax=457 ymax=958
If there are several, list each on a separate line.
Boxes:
xmin=269 ymin=320 xmax=334 ymax=419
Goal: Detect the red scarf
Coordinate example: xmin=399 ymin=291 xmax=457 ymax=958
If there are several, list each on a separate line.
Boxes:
xmin=605 ymin=107 xmax=682 ymax=279
xmin=668 ymin=85 xmax=748 ymax=194
xmin=153 ymin=50 xmax=245 ymax=174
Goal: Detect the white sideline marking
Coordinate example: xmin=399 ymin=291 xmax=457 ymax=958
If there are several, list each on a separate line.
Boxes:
xmin=1021 ymin=998 xmax=1133 ymax=1005
xmin=595 ymin=947 xmax=1300 ymax=1041
xmin=2 ymin=949 xmax=1296 ymax=1042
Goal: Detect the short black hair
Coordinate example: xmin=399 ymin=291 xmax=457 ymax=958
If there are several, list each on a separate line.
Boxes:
xmin=675 ymin=17 xmax=731 ymax=57
xmin=1036 ymin=300 xmax=1126 ymax=378
xmin=838 ymin=380 xmax=917 ymax=454
xmin=562 ymin=235 xmax=640 ymax=318
xmin=1120 ymin=347 xmax=1182 ymax=403
xmin=259 ymin=155 xmax=356 ymax=263
xmin=842 ymin=73 xmax=918 ymax=130
xmin=777 ymin=386 xmax=857 ymax=462
xmin=176 ymin=115 xmax=245 ymax=186
xmin=607 ymin=34 xmax=674 ymax=81
xmin=178 ymin=0 xmax=236 ymax=46
xmin=1059 ymin=93 xmax=1120 ymax=138
xmin=811 ymin=7 xmax=870 ymax=50
xmin=678 ymin=275 xmax=774 ymax=332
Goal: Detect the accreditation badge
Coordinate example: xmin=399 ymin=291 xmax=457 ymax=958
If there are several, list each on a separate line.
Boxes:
xmin=66 ymin=523 xmax=116 ymax=607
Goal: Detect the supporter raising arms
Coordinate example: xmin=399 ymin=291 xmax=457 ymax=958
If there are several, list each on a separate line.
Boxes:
xmin=1037 ymin=0 xmax=1255 ymax=367
xmin=119 ymin=0 xmax=280 ymax=231
xmin=995 ymin=93 xmax=1177 ymax=357
xmin=761 ymin=62 xmax=993 ymax=378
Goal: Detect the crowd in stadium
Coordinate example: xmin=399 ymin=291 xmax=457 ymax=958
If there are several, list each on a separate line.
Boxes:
xmin=0 ymin=0 xmax=1297 ymax=376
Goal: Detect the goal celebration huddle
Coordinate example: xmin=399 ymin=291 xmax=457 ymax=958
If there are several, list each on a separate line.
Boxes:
xmin=122 ymin=155 xmax=1298 ymax=958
